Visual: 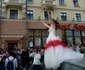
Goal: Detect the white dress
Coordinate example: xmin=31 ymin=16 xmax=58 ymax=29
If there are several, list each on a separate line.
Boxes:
xmin=44 ymin=27 xmax=84 ymax=69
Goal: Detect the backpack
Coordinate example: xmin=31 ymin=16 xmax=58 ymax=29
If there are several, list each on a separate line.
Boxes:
xmin=7 ymin=58 xmax=14 ymax=70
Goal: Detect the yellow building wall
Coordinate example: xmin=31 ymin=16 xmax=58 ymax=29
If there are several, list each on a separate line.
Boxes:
xmin=2 ymin=0 xmax=85 ymax=21
xmin=27 ymin=0 xmax=42 ymax=6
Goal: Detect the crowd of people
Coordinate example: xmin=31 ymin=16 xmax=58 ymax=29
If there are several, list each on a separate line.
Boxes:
xmin=0 ymin=47 xmax=44 ymax=70
xmin=69 ymin=44 xmax=85 ymax=54
xmin=0 ymin=44 xmax=84 ymax=70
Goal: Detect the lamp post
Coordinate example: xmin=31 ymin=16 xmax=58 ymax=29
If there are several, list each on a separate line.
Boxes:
xmin=25 ymin=0 xmax=29 ymax=48
xmin=0 ymin=0 xmax=2 ymax=48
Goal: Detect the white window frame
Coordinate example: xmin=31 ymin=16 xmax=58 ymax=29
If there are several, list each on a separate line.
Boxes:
xmin=8 ymin=9 xmax=19 ymax=19
xmin=27 ymin=8 xmax=35 ymax=20
xmin=74 ymin=12 xmax=82 ymax=22
xmin=27 ymin=0 xmax=33 ymax=2
xmin=73 ymin=0 xmax=79 ymax=6
xmin=59 ymin=0 xmax=65 ymax=5
xmin=43 ymin=10 xmax=53 ymax=20
xmin=60 ymin=11 xmax=68 ymax=21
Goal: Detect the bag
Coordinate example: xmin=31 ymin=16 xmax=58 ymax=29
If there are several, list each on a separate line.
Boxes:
xmin=7 ymin=58 xmax=14 ymax=70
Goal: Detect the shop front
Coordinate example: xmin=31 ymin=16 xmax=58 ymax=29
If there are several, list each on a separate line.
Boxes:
xmin=1 ymin=20 xmax=85 ymax=49
xmin=58 ymin=23 xmax=85 ymax=46
xmin=29 ymin=29 xmax=48 ymax=48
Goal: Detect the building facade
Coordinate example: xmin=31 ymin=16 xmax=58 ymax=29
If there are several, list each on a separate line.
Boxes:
xmin=0 ymin=0 xmax=85 ymax=50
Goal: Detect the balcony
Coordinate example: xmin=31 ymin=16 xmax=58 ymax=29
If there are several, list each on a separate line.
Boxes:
xmin=4 ymin=0 xmax=25 ymax=8
xmin=42 ymin=0 xmax=56 ymax=10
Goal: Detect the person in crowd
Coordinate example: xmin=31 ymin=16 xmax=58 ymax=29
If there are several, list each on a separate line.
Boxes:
xmin=76 ymin=45 xmax=81 ymax=53
xmin=41 ymin=7 xmax=84 ymax=70
xmin=17 ymin=49 xmax=22 ymax=65
xmin=40 ymin=48 xmax=44 ymax=63
xmin=21 ymin=49 xmax=29 ymax=70
xmin=80 ymin=44 xmax=85 ymax=53
xmin=5 ymin=51 xmax=18 ymax=70
xmin=29 ymin=48 xmax=34 ymax=69
xmin=30 ymin=48 xmax=41 ymax=70
xmin=0 ymin=52 xmax=5 ymax=70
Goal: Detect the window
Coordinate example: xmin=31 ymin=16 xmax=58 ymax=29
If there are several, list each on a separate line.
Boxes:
xmin=62 ymin=30 xmax=83 ymax=46
xmin=75 ymin=13 xmax=81 ymax=22
xmin=10 ymin=10 xmax=18 ymax=19
xmin=82 ymin=31 xmax=85 ymax=44
xmin=27 ymin=0 xmax=33 ymax=2
xmin=44 ymin=11 xmax=51 ymax=20
xmin=27 ymin=10 xmax=33 ymax=20
xmin=29 ymin=37 xmax=33 ymax=47
xmin=34 ymin=30 xmax=41 ymax=36
xmin=61 ymin=12 xmax=67 ymax=21
xmin=66 ymin=30 xmax=73 ymax=46
xmin=82 ymin=31 xmax=85 ymax=36
xmin=42 ymin=38 xmax=47 ymax=47
xmin=66 ymin=30 xmax=73 ymax=36
xmin=74 ymin=31 xmax=80 ymax=36
xmin=74 ymin=31 xmax=81 ymax=45
xmin=73 ymin=0 xmax=79 ymax=6
xmin=59 ymin=0 xmax=64 ymax=5
xmin=29 ymin=29 xmax=48 ymax=47
xmin=34 ymin=37 xmax=41 ymax=47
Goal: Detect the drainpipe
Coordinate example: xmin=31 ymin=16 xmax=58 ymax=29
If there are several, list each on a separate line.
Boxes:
xmin=25 ymin=0 xmax=29 ymax=48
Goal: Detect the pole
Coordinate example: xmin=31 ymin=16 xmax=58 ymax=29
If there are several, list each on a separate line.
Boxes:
xmin=0 ymin=1 xmax=1 ymax=17
xmin=25 ymin=0 xmax=29 ymax=48
xmin=0 ymin=0 xmax=2 ymax=48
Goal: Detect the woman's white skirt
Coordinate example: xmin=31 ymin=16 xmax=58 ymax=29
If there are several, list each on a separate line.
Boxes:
xmin=44 ymin=35 xmax=84 ymax=69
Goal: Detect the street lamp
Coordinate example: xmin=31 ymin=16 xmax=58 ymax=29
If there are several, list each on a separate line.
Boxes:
xmin=0 ymin=0 xmax=2 ymax=48
xmin=0 ymin=0 xmax=2 ymax=18
xmin=25 ymin=0 xmax=29 ymax=48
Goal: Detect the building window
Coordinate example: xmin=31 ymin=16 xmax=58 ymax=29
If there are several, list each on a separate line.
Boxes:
xmin=29 ymin=29 xmax=48 ymax=47
xmin=82 ymin=31 xmax=85 ymax=45
xmin=66 ymin=30 xmax=73 ymax=46
xmin=27 ymin=0 xmax=33 ymax=2
xmin=44 ymin=11 xmax=51 ymax=20
xmin=75 ymin=13 xmax=81 ymax=22
xmin=59 ymin=0 xmax=65 ymax=5
xmin=10 ymin=10 xmax=18 ymax=19
xmin=61 ymin=12 xmax=67 ymax=21
xmin=62 ymin=30 xmax=83 ymax=46
xmin=73 ymin=0 xmax=79 ymax=6
xmin=74 ymin=31 xmax=81 ymax=45
xmin=34 ymin=37 xmax=41 ymax=47
xmin=27 ymin=10 xmax=33 ymax=20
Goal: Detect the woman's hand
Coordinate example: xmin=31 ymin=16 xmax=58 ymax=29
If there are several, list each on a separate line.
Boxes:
xmin=41 ymin=21 xmax=50 ymax=28
xmin=44 ymin=6 xmax=48 ymax=11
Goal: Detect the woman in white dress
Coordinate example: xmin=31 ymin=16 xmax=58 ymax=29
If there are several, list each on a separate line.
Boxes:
xmin=41 ymin=7 xmax=84 ymax=70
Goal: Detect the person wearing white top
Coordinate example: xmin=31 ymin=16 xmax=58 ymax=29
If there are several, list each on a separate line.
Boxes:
xmin=5 ymin=51 xmax=18 ymax=70
xmin=30 ymin=48 xmax=41 ymax=70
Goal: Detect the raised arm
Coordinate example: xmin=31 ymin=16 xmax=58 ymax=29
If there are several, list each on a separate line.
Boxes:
xmin=41 ymin=21 xmax=50 ymax=29
xmin=45 ymin=7 xmax=56 ymax=28
xmin=47 ymin=10 xmax=52 ymax=20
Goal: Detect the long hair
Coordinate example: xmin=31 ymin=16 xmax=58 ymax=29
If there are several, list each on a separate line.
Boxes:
xmin=52 ymin=19 xmax=59 ymax=29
